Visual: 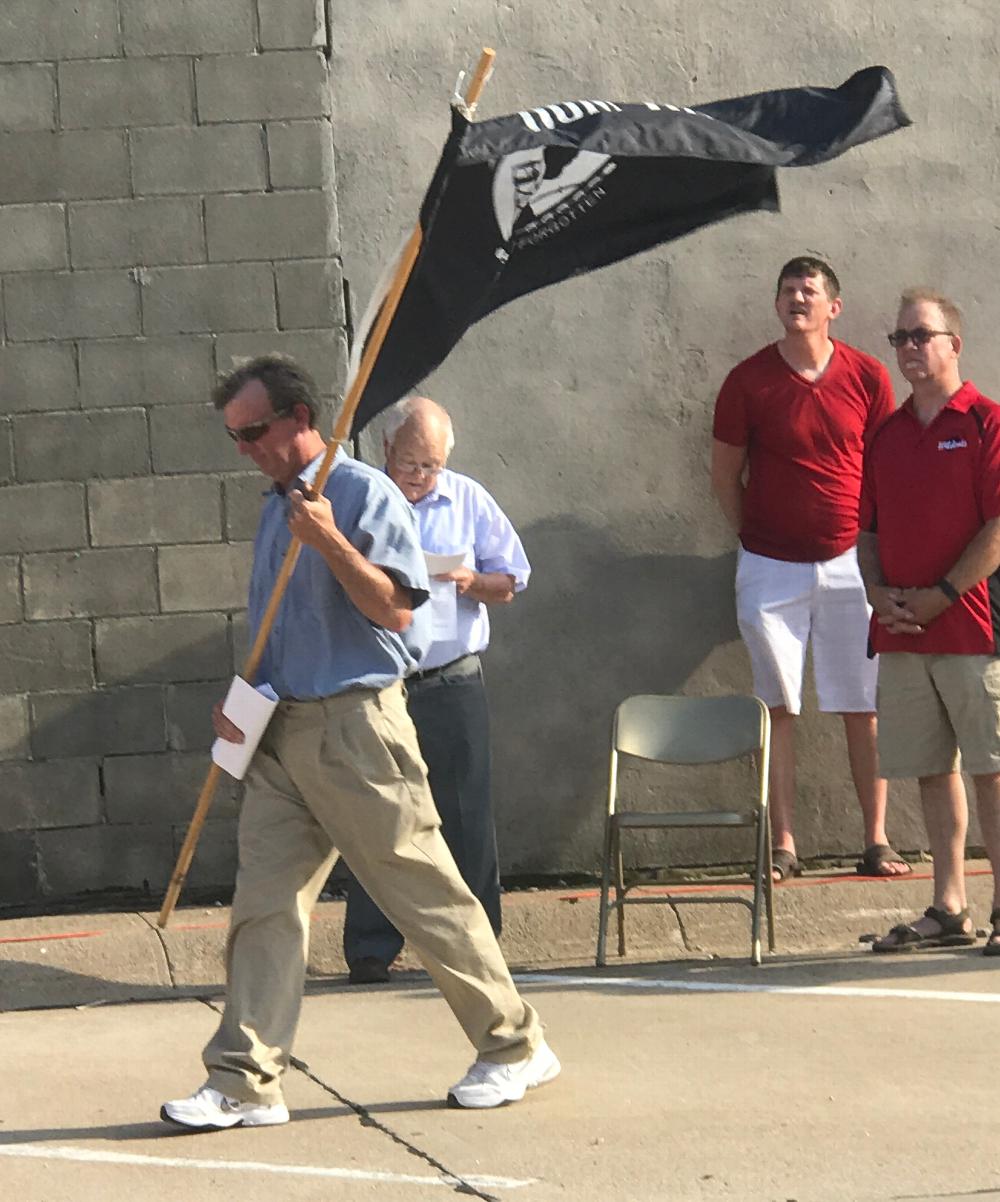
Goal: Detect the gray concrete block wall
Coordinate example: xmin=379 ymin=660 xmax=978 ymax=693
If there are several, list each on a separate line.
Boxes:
xmin=0 ymin=0 xmax=346 ymax=908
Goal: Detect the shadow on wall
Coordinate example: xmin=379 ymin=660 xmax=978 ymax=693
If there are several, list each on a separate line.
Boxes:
xmin=484 ymin=514 xmax=740 ymax=876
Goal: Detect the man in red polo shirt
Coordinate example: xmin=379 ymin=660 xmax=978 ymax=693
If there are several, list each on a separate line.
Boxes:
xmin=861 ymin=287 xmax=1000 ymax=952
xmin=712 ymin=256 xmax=908 ymax=882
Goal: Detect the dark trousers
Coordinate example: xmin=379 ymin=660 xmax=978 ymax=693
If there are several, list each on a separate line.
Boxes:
xmin=343 ymin=654 xmax=501 ymax=968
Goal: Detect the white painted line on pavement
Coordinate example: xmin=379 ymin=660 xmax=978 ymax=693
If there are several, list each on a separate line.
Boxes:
xmin=0 ymin=1144 xmax=536 ymax=1190
xmin=517 ymin=972 xmax=1000 ymax=1005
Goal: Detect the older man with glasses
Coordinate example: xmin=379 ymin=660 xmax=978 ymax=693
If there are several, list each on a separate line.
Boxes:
xmin=343 ymin=394 xmax=530 ymax=985
xmin=861 ymin=289 xmax=1000 ymax=953
xmin=160 ymin=357 xmax=558 ymax=1130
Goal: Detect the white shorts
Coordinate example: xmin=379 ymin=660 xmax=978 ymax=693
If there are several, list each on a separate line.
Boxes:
xmin=735 ymin=546 xmax=877 ymax=715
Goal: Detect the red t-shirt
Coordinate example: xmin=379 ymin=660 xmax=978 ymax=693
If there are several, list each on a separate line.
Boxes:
xmin=861 ymin=382 xmax=1000 ymax=655
xmin=713 ymin=341 xmax=894 ymax=562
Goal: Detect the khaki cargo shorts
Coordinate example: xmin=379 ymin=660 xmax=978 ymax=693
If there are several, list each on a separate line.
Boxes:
xmin=877 ymin=652 xmax=1000 ymax=778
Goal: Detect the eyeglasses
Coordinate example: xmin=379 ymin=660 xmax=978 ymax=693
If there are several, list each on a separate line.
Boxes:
xmin=394 ymin=457 xmax=444 ymax=477
xmin=887 ymin=327 xmax=954 ymax=349
xmin=225 ymin=411 xmax=289 ymax=443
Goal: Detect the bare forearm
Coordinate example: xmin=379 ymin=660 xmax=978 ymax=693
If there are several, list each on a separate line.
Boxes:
xmin=463 ymin=571 xmax=516 ymax=604
xmin=316 ymin=532 xmax=412 ymax=631
xmin=712 ymin=477 xmax=743 ymax=533
xmin=942 ymin=516 xmax=1000 ymax=594
xmin=858 ymin=530 xmax=923 ymax=632
xmin=856 ymin=531 xmax=885 ymax=593
xmin=710 ymin=441 xmax=748 ymax=535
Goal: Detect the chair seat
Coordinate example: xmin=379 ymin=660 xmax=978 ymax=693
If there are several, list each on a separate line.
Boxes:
xmin=613 ymin=809 xmax=753 ymax=829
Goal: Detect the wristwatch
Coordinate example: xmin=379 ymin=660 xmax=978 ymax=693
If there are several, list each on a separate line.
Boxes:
xmin=936 ymin=578 xmax=961 ymax=604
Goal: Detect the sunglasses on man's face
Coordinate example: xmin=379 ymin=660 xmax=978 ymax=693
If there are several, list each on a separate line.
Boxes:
xmin=225 ymin=411 xmax=289 ymax=443
xmin=887 ymin=327 xmax=954 ymax=349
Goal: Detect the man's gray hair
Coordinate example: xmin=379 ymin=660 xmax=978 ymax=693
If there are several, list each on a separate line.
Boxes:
xmin=382 ymin=394 xmax=455 ymax=456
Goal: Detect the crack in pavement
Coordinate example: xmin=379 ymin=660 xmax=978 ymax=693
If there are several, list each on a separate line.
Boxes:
xmin=137 ymin=911 xmax=179 ymax=989
xmin=891 ymin=1190 xmax=1000 ymax=1200
xmin=200 ymin=1000 xmax=502 ymax=1201
xmin=668 ymin=899 xmax=693 ymax=952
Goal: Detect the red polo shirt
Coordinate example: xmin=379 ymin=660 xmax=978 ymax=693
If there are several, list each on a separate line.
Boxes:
xmin=713 ymin=341 xmax=894 ymax=563
xmin=861 ymin=382 xmax=1000 ymax=654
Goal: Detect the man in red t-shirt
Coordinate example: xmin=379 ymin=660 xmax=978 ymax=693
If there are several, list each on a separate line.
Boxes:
xmin=712 ymin=256 xmax=907 ymax=882
xmin=860 ymin=287 xmax=1000 ymax=953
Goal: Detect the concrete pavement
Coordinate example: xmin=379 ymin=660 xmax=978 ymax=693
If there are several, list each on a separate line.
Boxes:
xmin=6 ymin=952 xmax=1000 ymax=1200
xmin=6 ymin=863 xmax=1000 ymax=1200
xmin=3 ymin=859 xmax=1000 ymax=1011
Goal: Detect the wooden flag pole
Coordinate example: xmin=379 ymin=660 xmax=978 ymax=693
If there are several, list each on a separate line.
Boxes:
xmin=157 ymin=47 xmax=497 ymax=929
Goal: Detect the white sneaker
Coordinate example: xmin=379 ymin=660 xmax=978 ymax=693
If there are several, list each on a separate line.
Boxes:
xmin=447 ymin=1039 xmax=561 ymax=1109
xmin=160 ymin=1085 xmax=290 ymax=1131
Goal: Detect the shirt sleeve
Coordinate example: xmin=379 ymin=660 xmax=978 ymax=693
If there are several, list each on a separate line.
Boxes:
xmin=712 ymin=366 xmax=750 ymax=446
xmin=977 ymin=408 xmax=1000 ymax=522
xmin=472 ymin=484 xmax=531 ymax=591
xmin=339 ymin=474 xmax=430 ymax=608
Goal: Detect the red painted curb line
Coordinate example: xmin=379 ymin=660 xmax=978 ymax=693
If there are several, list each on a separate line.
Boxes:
xmin=0 ymin=930 xmax=106 ymax=945
xmin=557 ymin=866 xmax=994 ymax=901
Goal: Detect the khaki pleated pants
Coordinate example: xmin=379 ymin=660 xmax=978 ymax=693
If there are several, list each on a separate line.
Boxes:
xmin=203 ymin=680 xmax=542 ymax=1104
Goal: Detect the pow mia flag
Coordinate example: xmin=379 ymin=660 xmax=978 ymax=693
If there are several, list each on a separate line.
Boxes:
xmin=348 ymin=65 xmax=910 ymax=434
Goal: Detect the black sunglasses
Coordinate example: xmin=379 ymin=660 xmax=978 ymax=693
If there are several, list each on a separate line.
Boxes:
xmin=887 ymin=327 xmax=954 ymax=349
xmin=225 ymin=411 xmax=290 ymax=444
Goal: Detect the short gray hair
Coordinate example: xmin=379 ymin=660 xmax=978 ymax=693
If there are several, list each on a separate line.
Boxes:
xmin=898 ymin=286 xmax=963 ymax=337
xmin=382 ymin=394 xmax=455 ymax=456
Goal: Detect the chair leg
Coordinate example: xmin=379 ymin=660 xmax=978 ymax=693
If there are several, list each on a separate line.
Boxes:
xmin=596 ymin=815 xmax=615 ymax=967
xmin=764 ymin=816 xmax=776 ymax=952
xmin=613 ymin=826 xmax=626 ymax=957
xmin=750 ymin=812 xmax=769 ymax=966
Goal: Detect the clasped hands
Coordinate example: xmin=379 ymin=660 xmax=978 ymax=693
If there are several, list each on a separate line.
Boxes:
xmin=869 ymin=584 xmax=952 ymax=635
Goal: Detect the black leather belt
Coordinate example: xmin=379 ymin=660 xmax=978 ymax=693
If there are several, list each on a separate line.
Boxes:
xmin=407 ymin=652 xmax=480 ymax=683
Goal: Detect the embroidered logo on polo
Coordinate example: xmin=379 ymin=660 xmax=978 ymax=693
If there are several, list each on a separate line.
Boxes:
xmin=938 ymin=438 xmax=968 ymax=451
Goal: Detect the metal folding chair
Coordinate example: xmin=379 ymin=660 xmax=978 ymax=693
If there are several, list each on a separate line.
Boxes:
xmin=595 ymin=693 xmax=774 ymax=967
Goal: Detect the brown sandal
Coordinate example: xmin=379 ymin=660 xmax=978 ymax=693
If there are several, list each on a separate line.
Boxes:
xmin=856 ymin=843 xmax=912 ymax=877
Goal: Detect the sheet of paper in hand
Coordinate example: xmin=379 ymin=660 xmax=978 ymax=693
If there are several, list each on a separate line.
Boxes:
xmin=211 ymin=676 xmax=280 ymax=781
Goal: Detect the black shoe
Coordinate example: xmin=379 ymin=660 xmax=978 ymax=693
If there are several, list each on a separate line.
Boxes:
xmin=348 ymin=957 xmax=391 ymax=985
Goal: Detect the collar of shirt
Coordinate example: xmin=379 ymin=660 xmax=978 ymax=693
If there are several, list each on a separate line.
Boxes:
xmin=414 ymin=467 xmax=455 ymax=507
xmin=900 ymin=380 xmax=980 ymax=423
xmin=273 ymin=447 xmax=344 ymax=497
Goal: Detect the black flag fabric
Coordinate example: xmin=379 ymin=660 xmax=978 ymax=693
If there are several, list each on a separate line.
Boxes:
xmin=347 ymin=65 xmax=909 ymax=434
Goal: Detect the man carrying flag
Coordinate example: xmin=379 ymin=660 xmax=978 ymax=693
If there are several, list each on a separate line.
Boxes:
xmin=161 ymin=356 xmax=559 ymax=1130
xmin=157 ymin=59 xmax=913 ymax=1126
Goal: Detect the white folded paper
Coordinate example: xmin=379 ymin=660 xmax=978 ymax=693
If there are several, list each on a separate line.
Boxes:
xmin=211 ymin=676 xmax=280 ymax=781
xmin=423 ymin=550 xmax=466 ymax=576
xmin=428 ymin=578 xmax=459 ymax=639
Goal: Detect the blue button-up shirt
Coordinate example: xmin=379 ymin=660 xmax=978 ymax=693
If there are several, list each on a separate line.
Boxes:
xmin=249 ymin=449 xmax=431 ymax=699
xmin=408 ymin=468 xmax=530 ymax=670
